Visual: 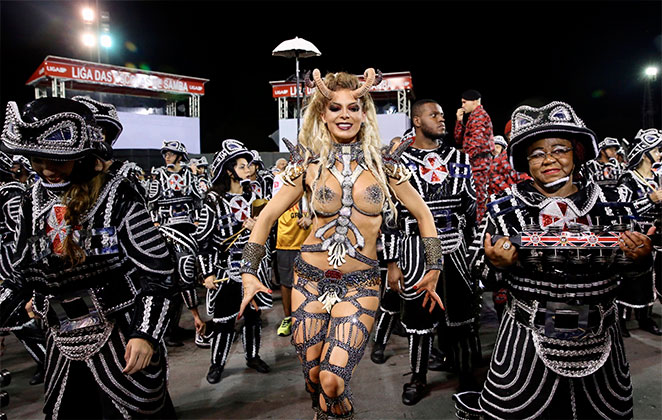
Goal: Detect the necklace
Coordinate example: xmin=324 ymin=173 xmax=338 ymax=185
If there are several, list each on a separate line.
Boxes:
xmin=330 ymin=141 xmax=363 ymax=165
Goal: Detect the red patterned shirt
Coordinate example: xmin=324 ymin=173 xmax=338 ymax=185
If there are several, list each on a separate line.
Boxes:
xmin=487 ymin=152 xmax=531 ymax=196
xmin=454 ymin=104 xmax=495 ymax=160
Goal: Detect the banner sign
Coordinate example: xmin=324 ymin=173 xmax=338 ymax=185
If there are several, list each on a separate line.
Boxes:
xmin=27 ymin=56 xmax=207 ymax=95
xmin=270 ymin=72 xmax=413 ymax=98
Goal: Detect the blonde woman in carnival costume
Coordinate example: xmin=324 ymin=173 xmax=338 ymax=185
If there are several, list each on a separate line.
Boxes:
xmin=238 ymin=69 xmax=444 ymax=419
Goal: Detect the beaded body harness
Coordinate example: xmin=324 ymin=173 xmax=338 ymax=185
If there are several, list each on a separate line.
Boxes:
xmin=301 ymin=142 xmax=381 ymax=269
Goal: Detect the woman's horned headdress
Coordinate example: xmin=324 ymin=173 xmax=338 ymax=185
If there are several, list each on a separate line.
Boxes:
xmin=305 ymin=68 xmax=383 ymax=100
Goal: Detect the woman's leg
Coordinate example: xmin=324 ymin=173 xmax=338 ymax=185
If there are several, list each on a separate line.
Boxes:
xmin=318 ymin=284 xmax=380 ymax=418
xmin=291 ymin=271 xmax=330 ymax=413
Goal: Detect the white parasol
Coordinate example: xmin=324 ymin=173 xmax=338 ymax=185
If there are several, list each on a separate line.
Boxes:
xmin=272 ymin=37 xmax=321 ymax=133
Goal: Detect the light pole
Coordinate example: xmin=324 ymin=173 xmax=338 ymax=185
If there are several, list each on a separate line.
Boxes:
xmin=643 ymin=66 xmax=659 ymax=129
xmin=80 ymin=2 xmax=111 ymax=63
xmin=81 ymin=5 xmax=97 ymax=61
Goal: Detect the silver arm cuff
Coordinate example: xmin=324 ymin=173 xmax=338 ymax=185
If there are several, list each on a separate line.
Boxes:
xmin=422 ymin=237 xmax=443 ymax=272
xmin=239 ymin=242 xmax=266 ymax=277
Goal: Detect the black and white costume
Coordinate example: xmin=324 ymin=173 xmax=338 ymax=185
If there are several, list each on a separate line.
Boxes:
xmin=614 ymin=128 xmax=662 ymax=335
xmin=11 ymin=154 xmax=38 ymax=187
xmin=376 ymin=130 xmax=479 ymax=392
xmin=191 ymin=156 xmax=211 ymax=198
xmin=0 ymin=151 xmax=47 ymax=379
xmin=147 ymin=164 xmax=202 ymax=228
xmin=249 ymin=150 xmax=274 ymax=201
xmin=455 ymin=102 xmax=654 ymax=420
xmin=616 ymin=179 xmax=659 ymax=305
xmin=0 ymin=98 xmax=177 ymax=418
xmin=195 ymin=140 xmax=271 ymax=379
xmin=147 ymin=141 xmax=204 ymax=344
xmin=583 ymin=137 xmax=625 ymax=188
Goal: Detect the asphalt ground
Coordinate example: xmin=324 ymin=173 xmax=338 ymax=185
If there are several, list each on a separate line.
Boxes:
xmin=1 ymin=292 xmax=660 ymax=420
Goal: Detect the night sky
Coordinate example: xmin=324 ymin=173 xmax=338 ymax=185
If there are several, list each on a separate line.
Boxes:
xmin=1 ymin=1 xmax=661 ymax=153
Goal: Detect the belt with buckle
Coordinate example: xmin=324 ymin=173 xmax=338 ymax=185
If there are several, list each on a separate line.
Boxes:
xmin=49 ymin=290 xmax=102 ymax=332
xmin=511 ymin=297 xmax=615 ymax=339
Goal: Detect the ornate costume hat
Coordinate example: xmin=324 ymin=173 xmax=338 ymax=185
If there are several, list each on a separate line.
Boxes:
xmin=627 ymin=128 xmax=662 ymax=169
xmin=210 ymin=139 xmax=253 ymax=184
xmin=493 ymin=135 xmax=508 ymax=149
xmin=1 ymin=97 xmax=104 ymax=161
xmin=196 ymin=156 xmax=209 ymax=167
xmin=597 ymin=137 xmax=620 ymax=151
xmin=161 ymin=140 xmax=189 ymax=161
xmin=508 ymin=101 xmax=598 ymax=173
xmin=249 ymin=150 xmax=264 ymax=169
xmin=72 ymin=96 xmax=123 ymax=145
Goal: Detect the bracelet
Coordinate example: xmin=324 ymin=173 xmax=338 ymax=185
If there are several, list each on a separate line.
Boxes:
xmin=422 ymin=237 xmax=443 ymax=272
xmin=239 ymin=242 xmax=266 ymax=277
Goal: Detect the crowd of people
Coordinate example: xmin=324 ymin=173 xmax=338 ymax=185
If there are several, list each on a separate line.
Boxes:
xmin=0 ymin=69 xmax=659 ymax=420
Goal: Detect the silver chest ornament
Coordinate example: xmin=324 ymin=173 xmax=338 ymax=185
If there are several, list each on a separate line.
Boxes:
xmin=315 ymin=144 xmax=366 ymax=269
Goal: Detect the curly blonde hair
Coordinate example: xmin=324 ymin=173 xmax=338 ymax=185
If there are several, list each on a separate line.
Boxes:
xmin=298 ymin=71 xmax=397 ymax=222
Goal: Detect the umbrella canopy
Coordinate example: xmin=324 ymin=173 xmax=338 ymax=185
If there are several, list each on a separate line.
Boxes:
xmin=272 ymin=37 xmax=321 ymax=58
xmin=272 ymin=37 xmax=321 ymax=134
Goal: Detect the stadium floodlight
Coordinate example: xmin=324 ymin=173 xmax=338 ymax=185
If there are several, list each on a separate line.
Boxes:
xmin=81 ymin=7 xmax=95 ymax=22
xmin=81 ymin=32 xmax=96 ymax=47
xmin=644 ymin=66 xmax=659 ymax=79
xmin=100 ymin=34 xmax=112 ymax=48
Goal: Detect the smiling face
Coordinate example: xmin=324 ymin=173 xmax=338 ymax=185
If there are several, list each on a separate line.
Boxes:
xmin=526 ymin=137 xmax=575 ymax=192
xmin=321 ymin=89 xmax=366 ymax=144
xmin=30 ymin=157 xmax=76 ymax=184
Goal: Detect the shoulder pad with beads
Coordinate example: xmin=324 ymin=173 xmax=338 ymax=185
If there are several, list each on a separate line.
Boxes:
xmin=382 ymin=136 xmax=414 ymax=184
xmin=281 ymin=137 xmax=315 ymax=186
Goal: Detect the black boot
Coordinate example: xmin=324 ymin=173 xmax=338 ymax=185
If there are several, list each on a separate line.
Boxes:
xmin=402 ymin=374 xmax=428 ymax=406
xmin=164 ymin=335 xmax=184 ymax=347
xmin=206 ymin=364 xmax=224 ymax=384
xmin=428 ymin=347 xmax=452 ymax=371
xmin=246 ymin=356 xmax=270 ymax=373
xmin=29 ymin=364 xmax=44 ymax=385
xmin=620 ymin=318 xmax=631 ymax=338
xmin=370 ymin=342 xmax=386 ymax=364
xmin=639 ymin=317 xmax=662 ymax=336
